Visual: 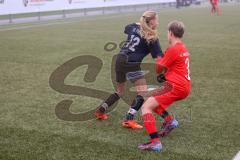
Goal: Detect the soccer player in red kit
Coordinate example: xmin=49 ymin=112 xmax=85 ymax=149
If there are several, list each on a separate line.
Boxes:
xmin=138 ymin=21 xmax=191 ymax=152
xmin=210 ymin=0 xmax=221 ymax=16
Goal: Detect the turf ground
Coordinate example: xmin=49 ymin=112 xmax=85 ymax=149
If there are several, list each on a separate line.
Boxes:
xmin=0 ymin=4 xmax=240 ymax=160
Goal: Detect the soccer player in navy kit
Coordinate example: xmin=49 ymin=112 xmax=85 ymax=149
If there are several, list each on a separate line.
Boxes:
xmin=95 ymin=11 xmax=163 ymax=129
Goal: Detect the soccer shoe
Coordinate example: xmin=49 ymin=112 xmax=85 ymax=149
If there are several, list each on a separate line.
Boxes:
xmin=94 ymin=112 xmax=108 ymax=120
xmin=158 ymin=119 xmax=179 ymax=137
xmin=138 ymin=141 xmax=162 ymax=152
xmin=122 ymin=120 xmax=143 ymax=129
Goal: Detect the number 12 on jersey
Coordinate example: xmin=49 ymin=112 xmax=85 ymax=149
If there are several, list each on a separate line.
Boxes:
xmin=126 ymin=35 xmax=140 ymax=52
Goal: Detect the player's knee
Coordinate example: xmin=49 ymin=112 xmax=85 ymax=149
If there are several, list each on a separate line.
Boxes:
xmin=116 ymin=91 xmax=124 ymax=97
xmin=141 ymin=97 xmax=157 ymax=114
xmin=116 ymin=84 xmax=125 ymax=96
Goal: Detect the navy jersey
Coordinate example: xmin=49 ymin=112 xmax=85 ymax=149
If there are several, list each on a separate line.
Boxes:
xmin=120 ymin=23 xmax=163 ymax=62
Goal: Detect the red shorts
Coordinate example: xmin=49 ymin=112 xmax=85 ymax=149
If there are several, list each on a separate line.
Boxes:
xmin=212 ymin=0 xmax=218 ymax=5
xmin=153 ymin=82 xmax=191 ymax=115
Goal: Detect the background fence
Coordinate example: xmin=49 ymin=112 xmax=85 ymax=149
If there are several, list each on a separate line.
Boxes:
xmin=0 ymin=0 xmax=238 ymax=25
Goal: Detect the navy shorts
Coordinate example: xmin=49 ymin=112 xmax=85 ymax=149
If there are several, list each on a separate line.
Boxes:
xmin=115 ymin=54 xmax=144 ymax=83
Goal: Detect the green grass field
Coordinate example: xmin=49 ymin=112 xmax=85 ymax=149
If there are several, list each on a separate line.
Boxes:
xmin=0 ymin=5 xmax=240 ymax=160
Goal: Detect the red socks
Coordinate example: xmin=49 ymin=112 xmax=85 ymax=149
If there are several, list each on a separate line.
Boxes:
xmin=142 ymin=113 xmax=159 ymax=143
xmin=155 ymin=107 xmax=173 ymax=123
xmin=164 ymin=115 xmax=173 ymax=123
xmin=143 ymin=113 xmax=157 ymax=134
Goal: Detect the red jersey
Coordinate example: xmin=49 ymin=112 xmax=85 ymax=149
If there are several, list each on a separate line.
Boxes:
xmin=211 ymin=0 xmax=218 ymax=5
xmin=156 ymin=42 xmax=191 ymax=90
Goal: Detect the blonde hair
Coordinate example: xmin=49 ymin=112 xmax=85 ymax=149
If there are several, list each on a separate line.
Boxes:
xmin=140 ymin=11 xmax=158 ymax=43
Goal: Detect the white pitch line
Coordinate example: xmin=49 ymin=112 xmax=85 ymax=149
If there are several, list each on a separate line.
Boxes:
xmin=233 ymin=151 xmax=240 ymax=160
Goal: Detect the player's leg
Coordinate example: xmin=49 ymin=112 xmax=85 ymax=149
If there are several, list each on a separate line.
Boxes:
xmin=129 ymin=78 xmax=147 ymax=120
xmin=211 ymin=4 xmax=215 ymax=14
xmin=119 ymin=60 xmax=146 ymax=128
xmin=138 ymin=91 xmax=180 ymax=152
xmin=213 ymin=4 xmax=217 ymax=13
xmin=95 ymin=82 xmax=123 ymax=120
xmin=210 ymin=1 xmax=216 ymax=14
xmin=215 ymin=4 xmax=221 ymax=16
xmin=154 ymin=91 xmax=180 ymax=137
xmin=122 ymin=80 xmax=173 ymax=129
xmin=154 ymin=105 xmax=179 ymax=137
xmin=138 ymin=97 xmax=162 ymax=152
xmin=95 ymin=60 xmax=127 ymax=120
xmin=95 ymin=54 xmax=129 ymax=120
xmin=211 ymin=5 xmax=214 ymax=14
xmin=154 ymin=85 xmax=191 ymax=137
xmin=146 ymin=81 xmax=176 ymax=134
xmin=122 ymin=78 xmax=147 ymax=129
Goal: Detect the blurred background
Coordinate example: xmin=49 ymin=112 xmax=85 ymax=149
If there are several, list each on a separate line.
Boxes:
xmin=0 ymin=0 xmax=239 ymax=25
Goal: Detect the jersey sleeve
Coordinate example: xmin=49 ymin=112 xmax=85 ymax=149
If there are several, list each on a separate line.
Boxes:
xmin=150 ymin=39 xmax=164 ymax=58
xmin=124 ymin=24 xmax=133 ymax=34
xmin=156 ymin=47 xmax=178 ymax=74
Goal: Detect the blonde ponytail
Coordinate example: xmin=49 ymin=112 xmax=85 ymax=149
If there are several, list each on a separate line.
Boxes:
xmin=140 ymin=11 xmax=158 ymax=43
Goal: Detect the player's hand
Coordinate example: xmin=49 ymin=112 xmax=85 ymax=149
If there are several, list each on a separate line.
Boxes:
xmin=157 ymin=74 xmax=166 ymax=83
